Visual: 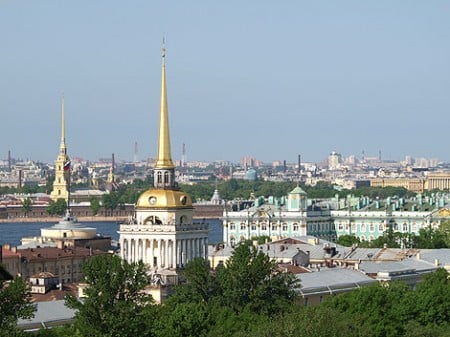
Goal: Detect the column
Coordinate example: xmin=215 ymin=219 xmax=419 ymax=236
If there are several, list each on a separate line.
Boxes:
xmin=165 ymin=240 xmax=169 ymax=268
xmin=159 ymin=239 xmax=163 ymax=268
xmin=149 ymin=239 xmax=154 ymax=268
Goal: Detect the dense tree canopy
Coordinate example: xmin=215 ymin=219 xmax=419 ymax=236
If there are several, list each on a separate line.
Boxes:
xmin=65 ymin=254 xmax=156 ymax=337
xmin=46 ymin=198 xmax=67 ymax=216
xmin=0 ymin=276 xmax=35 ymax=336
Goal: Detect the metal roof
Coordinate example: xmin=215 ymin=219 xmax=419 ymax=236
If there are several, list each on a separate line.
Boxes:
xmin=18 ymin=300 xmax=76 ymax=331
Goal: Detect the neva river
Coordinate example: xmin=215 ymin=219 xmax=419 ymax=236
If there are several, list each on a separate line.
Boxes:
xmin=0 ymin=218 xmax=223 ymax=247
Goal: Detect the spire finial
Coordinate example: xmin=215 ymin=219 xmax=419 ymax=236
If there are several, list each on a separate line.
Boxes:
xmin=162 ymin=37 xmax=166 ymax=59
xmin=155 ymin=40 xmax=174 ymax=170
xmin=60 ymin=92 xmax=67 ymax=154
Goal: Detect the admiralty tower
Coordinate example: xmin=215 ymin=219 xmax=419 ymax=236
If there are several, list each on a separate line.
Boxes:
xmin=50 ymin=95 xmax=71 ymax=202
xmin=119 ymin=45 xmax=209 ymax=270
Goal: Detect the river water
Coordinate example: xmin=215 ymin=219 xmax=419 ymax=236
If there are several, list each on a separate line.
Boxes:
xmin=0 ymin=218 xmax=223 ymax=247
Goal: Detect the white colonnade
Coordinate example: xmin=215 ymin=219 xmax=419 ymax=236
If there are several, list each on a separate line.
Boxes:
xmin=120 ymin=237 xmax=208 ymax=269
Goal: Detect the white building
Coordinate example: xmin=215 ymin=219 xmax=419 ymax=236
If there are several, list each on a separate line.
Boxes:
xmin=119 ymin=47 xmax=208 ymax=270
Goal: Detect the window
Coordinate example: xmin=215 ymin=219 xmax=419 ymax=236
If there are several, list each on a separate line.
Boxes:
xmin=164 ymin=172 xmax=169 ymax=185
xmin=229 ymin=223 xmax=235 ymax=230
xmin=282 ymin=223 xmax=288 ymax=231
xmin=293 ymin=223 xmax=299 ymax=231
xmin=240 ymin=223 xmax=246 ymax=230
xmin=361 ymin=223 xmax=366 ymax=232
xmin=261 ymin=224 xmax=267 ymax=231
xmin=251 ymin=224 xmax=256 ymax=231
xmin=379 ymin=223 xmax=384 ymax=231
xmin=351 ymin=223 xmax=356 ymax=232
xmin=403 ymin=223 xmax=408 ymax=232
xmin=271 ymin=224 xmax=277 ymax=231
xmin=369 ymin=223 xmax=374 ymax=232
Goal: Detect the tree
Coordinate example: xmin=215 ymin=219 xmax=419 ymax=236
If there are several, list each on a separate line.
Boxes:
xmin=102 ymin=192 xmax=119 ymax=215
xmin=416 ymin=227 xmax=447 ymax=249
xmin=21 ymin=198 xmax=32 ymax=217
xmin=336 ymin=234 xmax=360 ymax=247
xmin=324 ymin=281 xmax=413 ymax=337
xmin=215 ymin=243 xmax=299 ymax=316
xmin=0 ymin=276 xmax=36 ymax=336
xmin=413 ymin=268 xmax=450 ymax=326
xmin=89 ymin=196 xmax=100 ymax=216
xmin=438 ymin=219 xmax=450 ymax=247
xmin=65 ymin=255 xmax=156 ymax=337
xmin=46 ymin=198 xmax=67 ymax=216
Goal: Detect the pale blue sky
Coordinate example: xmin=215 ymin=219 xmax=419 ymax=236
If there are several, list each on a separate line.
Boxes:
xmin=1 ymin=1 xmax=449 ymax=164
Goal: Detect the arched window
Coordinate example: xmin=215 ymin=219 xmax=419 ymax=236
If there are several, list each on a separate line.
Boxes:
xmin=164 ymin=171 xmax=169 ymax=185
xmin=157 ymin=172 xmax=162 ymax=184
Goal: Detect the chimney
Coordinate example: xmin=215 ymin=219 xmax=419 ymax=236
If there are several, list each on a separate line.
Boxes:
xmin=434 ymin=259 xmax=440 ymax=266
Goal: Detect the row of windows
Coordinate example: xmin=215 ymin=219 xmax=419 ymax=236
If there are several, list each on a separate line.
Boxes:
xmin=229 ymin=223 xmax=300 ymax=231
xmin=228 ymin=223 xmax=334 ymax=232
xmin=337 ymin=222 xmax=421 ymax=233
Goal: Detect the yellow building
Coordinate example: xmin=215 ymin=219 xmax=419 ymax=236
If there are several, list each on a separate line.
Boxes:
xmin=50 ymin=96 xmax=71 ymax=202
xmin=425 ymin=172 xmax=450 ymax=191
xmin=370 ymin=177 xmax=425 ymax=193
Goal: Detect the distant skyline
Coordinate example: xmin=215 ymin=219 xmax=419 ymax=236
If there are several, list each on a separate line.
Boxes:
xmin=1 ymin=1 xmax=449 ymax=164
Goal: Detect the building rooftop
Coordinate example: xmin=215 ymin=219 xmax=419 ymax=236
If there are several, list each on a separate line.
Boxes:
xmin=297 ymin=268 xmax=376 ymax=296
xmin=17 ymin=300 xmax=76 ymax=331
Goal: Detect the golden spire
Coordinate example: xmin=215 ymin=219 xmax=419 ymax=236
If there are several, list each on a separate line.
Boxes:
xmin=60 ymin=93 xmax=67 ymax=155
xmin=155 ymin=40 xmax=174 ymax=169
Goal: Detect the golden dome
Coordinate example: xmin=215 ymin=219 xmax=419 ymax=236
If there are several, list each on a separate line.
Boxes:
xmin=136 ymin=189 xmax=193 ymax=209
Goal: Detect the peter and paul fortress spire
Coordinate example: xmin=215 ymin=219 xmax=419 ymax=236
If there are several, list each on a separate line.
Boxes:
xmin=154 ymin=41 xmax=175 ymax=189
xmin=60 ymin=94 xmax=67 ymax=155
xmin=50 ymin=94 xmax=71 ymax=201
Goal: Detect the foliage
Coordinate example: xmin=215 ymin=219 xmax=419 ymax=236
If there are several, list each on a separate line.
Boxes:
xmin=102 ymin=192 xmax=119 ymax=213
xmin=321 ymin=269 xmax=450 ymax=337
xmin=215 ymin=244 xmax=299 ymax=316
xmin=89 ymin=196 xmax=100 ymax=216
xmin=415 ymin=227 xmax=447 ymax=249
xmin=46 ymin=198 xmax=67 ymax=216
xmin=21 ymin=198 xmax=32 ymax=216
xmin=439 ymin=219 xmax=450 ymax=247
xmin=0 ymin=277 xmax=36 ymax=336
xmin=336 ymin=234 xmax=360 ymax=247
xmin=65 ymin=254 xmax=156 ymax=337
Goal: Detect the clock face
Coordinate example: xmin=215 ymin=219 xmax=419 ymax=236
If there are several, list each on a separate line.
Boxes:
xmin=180 ymin=195 xmax=187 ymax=205
xmin=149 ymin=196 xmax=157 ymax=205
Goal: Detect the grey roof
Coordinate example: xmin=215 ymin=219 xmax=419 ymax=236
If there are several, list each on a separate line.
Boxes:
xmin=418 ymin=249 xmax=450 ymax=266
xmin=18 ymin=300 xmax=76 ymax=331
xmin=296 ymin=268 xmax=376 ymax=295
xmin=342 ymin=247 xmax=382 ymax=261
xmin=358 ymin=259 xmax=437 ymax=275
xmin=208 ymin=245 xmax=235 ymax=257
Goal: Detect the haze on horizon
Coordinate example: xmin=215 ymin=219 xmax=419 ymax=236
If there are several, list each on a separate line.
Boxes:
xmin=1 ymin=1 xmax=449 ymax=165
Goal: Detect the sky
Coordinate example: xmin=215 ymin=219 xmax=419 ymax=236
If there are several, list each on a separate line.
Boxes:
xmin=1 ymin=1 xmax=449 ymax=165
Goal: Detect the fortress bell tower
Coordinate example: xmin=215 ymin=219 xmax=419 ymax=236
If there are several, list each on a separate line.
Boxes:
xmin=50 ymin=95 xmax=71 ymax=202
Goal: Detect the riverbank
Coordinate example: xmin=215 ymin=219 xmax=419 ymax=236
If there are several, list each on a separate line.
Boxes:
xmin=0 ymin=216 xmax=127 ymax=223
xmin=0 ymin=215 xmax=221 ymax=223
